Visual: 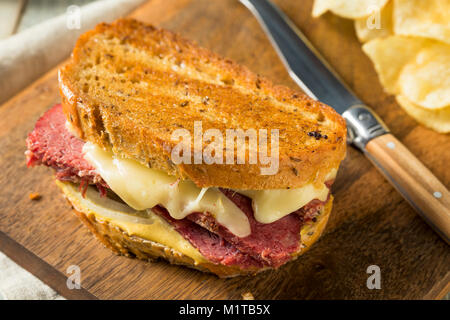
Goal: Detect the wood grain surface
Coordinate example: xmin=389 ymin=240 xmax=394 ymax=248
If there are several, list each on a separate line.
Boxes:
xmin=0 ymin=0 xmax=448 ymax=299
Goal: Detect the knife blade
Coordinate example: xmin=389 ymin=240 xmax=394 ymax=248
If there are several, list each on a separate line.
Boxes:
xmin=240 ymin=0 xmax=450 ymax=244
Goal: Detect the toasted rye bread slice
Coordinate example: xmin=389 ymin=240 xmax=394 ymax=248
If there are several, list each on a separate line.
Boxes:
xmin=59 ymin=18 xmax=346 ymax=190
xmin=56 ymin=180 xmax=332 ymax=277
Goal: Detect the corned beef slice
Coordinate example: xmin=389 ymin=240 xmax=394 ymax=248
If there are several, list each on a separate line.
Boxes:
xmin=26 ymin=104 xmax=329 ymax=268
xmin=186 ymin=191 xmax=304 ymax=267
xmin=152 ymin=206 xmax=262 ymax=268
xmin=26 ymin=104 xmax=107 ymax=189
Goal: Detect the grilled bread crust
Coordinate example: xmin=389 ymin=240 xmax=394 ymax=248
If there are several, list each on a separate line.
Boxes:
xmin=63 ymin=185 xmax=333 ymax=278
xmin=59 ymin=18 xmax=346 ymax=190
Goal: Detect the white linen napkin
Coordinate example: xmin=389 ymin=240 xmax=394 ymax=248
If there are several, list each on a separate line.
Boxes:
xmin=0 ymin=252 xmax=64 ymax=300
xmin=0 ymin=0 xmax=147 ymax=105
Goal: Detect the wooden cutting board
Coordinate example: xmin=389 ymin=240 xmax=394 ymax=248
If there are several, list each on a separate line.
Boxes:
xmin=0 ymin=0 xmax=448 ymax=300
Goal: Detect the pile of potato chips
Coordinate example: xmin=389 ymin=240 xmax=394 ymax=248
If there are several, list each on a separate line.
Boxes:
xmin=312 ymin=0 xmax=450 ymax=133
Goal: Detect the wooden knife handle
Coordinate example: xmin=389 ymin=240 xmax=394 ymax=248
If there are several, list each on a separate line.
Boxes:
xmin=365 ymin=133 xmax=450 ymax=244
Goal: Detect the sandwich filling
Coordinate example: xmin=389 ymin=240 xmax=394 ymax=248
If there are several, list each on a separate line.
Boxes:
xmin=26 ymin=104 xmax=334 ymax=269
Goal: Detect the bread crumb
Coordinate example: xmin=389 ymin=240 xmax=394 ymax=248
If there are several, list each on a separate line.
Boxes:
xmin=29 ymin=192 xmax=41 ymax=200
xmin=242 ymin=292 xmax=254 ymax=300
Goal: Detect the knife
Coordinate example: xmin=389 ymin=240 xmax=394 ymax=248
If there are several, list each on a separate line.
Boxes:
xmin=240 ymin=0 xmax=450 ymax=244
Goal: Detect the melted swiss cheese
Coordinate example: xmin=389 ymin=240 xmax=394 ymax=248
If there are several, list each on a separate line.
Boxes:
xmin=56 ymin=181 xmax=207 ymax=264
xmin=239 ymin=169 xmax=335 ymax=223
xmin=83 ymin=143 xmax=336 ymax=235
xmin=83 ymin=142 xmax=251 ymax=237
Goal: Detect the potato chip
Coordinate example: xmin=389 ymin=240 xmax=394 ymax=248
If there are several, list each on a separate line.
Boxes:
xmin=396 ymin=95 xmax=450 ymax=133
xmin=362 ymin=36 xmax=430 ymax=93
xmin=312 ymin=0 xmax=389 ymax=19
xmin=398 ymin=43 xmax=450 ymax=109
xmin=393 ymin=0 xmax=450 ymax=45
xmin=354 ymin=0 xmax=393 ymax=42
